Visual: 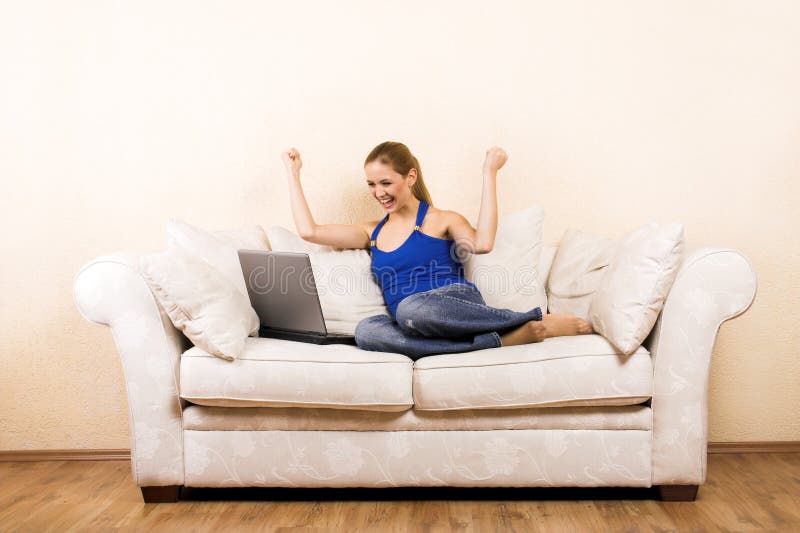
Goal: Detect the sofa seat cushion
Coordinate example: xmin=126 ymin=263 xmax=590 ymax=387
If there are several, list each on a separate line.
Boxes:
xmin=413 ymin=334 xmax=652 ymax=411
xmin=180 ymin=337 xmax=413 ymax=411
xmin=182 ymin=404 xmax=652 ymax=431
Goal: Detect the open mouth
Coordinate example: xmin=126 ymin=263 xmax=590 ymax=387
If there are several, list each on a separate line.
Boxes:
xmin=379 ymin=197 xmax=395 ymax=208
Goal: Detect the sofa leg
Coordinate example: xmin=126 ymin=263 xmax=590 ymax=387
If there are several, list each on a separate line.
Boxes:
xmin=656 ymin=484 xmax=699 ymax=501
xmin=140 ymin=485 xmax=182 ymax=503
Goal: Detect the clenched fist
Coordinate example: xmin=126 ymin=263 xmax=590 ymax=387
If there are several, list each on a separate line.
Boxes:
xmin=483 ymin=146 xmax=508 ymax=173
xmin=281 ymin=147 xmax=303 ymax=175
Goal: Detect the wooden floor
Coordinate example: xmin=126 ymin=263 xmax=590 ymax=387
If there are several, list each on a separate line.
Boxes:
xmin=1 ymin=453 xmax=799 ymax=532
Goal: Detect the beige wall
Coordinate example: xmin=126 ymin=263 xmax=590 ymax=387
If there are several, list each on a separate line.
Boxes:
xmin=1 ymin=1 xmax=798 ymax=450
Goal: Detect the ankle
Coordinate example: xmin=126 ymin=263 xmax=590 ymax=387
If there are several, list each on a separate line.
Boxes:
xmin=540 ymin=315 xmax=553 ymax=339
xmin=529 ymin=320 xmax=547 ymax=342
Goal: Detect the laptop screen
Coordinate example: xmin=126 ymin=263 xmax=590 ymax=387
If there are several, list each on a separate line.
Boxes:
xmin=237 ymin=250 xmax=328 ymax=336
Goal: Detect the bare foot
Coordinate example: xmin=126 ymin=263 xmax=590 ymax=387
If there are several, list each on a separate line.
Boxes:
xmin=499 ymin=314 xmax=594 ymax=347
xmin=499 ymin=321 xmax=547 ymax=347
xmin=542 ymin=313 xmax=594 ymax=338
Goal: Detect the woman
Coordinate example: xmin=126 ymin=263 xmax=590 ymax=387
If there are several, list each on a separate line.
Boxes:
xmin=281 ymin=141 xmax=593 ymax=360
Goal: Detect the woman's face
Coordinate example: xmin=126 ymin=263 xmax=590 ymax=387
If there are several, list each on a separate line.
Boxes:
xmin=364 ymin=161 xmax=416 ymax=212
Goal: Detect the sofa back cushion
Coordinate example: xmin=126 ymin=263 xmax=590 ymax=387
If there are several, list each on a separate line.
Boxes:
xmin=166 ymin=218 xmax=270 ymax=299
xmin=539 ymin=245 xmax=557 ymax=297
xmin=462 ymin=205 xmax=548 ymax=314
xmin=546 ymin=229 xmax=618 ymax=319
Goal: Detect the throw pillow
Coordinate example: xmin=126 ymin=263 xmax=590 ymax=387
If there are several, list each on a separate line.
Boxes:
xmin=166 ymin=218 xmax=270 ymax=300
xmin=588 ymin=221 xmax=685 ymax=355
xmin=139 ymin=245 xmax=260 ymax=361
xmin=212 ymin=226 xmax=272 ymax=251
xmin=267 ymin=226 xmax=390 ymax=335
xmin=462 ymin=205 xmax=548 ymax=314
xmin=547 ymin=228 xmax=618 ymax=319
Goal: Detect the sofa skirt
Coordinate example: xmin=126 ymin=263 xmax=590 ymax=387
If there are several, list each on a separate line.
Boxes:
xmin=183 ymin=429 xmax=652 ymax=488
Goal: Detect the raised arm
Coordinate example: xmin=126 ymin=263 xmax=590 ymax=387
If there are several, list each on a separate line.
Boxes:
xmin=447 ymin=146 xmax=507 ymax=255
xmin=282 ymin=147 xmax=372 ymax=250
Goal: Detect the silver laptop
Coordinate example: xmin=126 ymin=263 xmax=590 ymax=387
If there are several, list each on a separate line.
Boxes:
xmin=237 ymin=250 xmax=356 ymax=345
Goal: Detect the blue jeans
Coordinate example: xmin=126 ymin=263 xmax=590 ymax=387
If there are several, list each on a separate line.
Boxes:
xmin=354 ymin=283 xmax=543 ymax=361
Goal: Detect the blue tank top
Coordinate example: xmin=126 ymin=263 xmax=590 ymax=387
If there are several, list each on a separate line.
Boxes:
xmin=370 ymin=201 xmax=478 ymax=318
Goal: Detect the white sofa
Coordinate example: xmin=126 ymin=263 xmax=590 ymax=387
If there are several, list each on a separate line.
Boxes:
xmin=72 ymin=242 xmax=756 ymax=503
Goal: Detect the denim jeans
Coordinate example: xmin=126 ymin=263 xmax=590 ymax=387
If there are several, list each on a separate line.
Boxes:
xmin=354 ymin=282 xmax=543 ymax=361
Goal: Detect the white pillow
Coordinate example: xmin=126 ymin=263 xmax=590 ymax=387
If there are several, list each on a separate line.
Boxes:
xmin=588 ymin=222 xmax=685 ymax=355
xmin=462 ymin=205 xmax=547 ymax=314
xmin=267 ymin=226 xmax=390 ymax=335
xmin=166 ymin=218 xmax=269 ymax=300
xmin=538 ymin=246 xmax=557 ymax=289
xmin=139 ymin=245 xmax=260 ymax=361
xmin=212 ymin=226 xmax=272 ymax=251
xmin=547 ymin=229 xmax=618 ymax=319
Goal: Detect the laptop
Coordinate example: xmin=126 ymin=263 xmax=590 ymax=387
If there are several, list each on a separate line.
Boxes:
xmin=237 ymin=250 xmax=357 ymax=345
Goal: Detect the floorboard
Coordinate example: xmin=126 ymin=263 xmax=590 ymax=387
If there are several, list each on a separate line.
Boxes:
xmin=1 ymin=453 xmax=798 ymax=532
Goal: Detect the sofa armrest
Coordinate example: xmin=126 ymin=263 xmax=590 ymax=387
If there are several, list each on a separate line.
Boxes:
xmin=73 ymin=251 xmax=188 ymax=487
xmin=646 ymin=245 xmax=757 ymax=485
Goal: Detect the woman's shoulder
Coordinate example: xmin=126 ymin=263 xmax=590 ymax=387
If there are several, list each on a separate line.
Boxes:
xmin=358 ymin=218 xmax=385 ymax=237
xmin=425 ymin=204 xmax=447 ymax=217
xmin=423 ymin=206 xmax=467 ymax=238
xmin=427 ymin=206 xmax=464 ymax=224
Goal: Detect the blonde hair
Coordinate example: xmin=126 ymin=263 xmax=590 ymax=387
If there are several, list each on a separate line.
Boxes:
xmin=364 ymin=141 xmax=433 ymax=206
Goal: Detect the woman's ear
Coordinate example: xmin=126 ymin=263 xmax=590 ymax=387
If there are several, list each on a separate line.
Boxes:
xmin=407 ymin=168 xmax=417 ymax=188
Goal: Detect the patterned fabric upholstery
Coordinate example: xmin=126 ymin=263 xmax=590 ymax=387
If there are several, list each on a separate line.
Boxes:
xmin=73 ymin=243 xmax=757 ymax=488
xmin=180 ymin=338 xmax=413 ymax=411
xmin=74 ymin=252 xmax=187 ymax=486
xmin=649 ymin=246 xmax=757 ymax=484
xmin=412 ymin=335 xmax=652 ymax=410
